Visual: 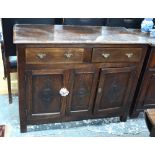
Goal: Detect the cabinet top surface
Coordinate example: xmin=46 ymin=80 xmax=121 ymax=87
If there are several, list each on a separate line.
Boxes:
xmin=13 ymin=24 xmax=155 ymax=45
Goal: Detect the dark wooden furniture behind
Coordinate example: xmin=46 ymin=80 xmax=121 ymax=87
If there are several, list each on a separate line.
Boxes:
xmin=106 ymin=18 xmax=143 ymax=29
xmin=63 ymin=18 xmax=107 ymax=26
xmin=13 ymin=25 xmax=149 ymax=132
xmin=1 ymin=18 xmax=56 ymax=103
xmin=130 ymin=47 xmax=155 ymax=117
xmin=0 ymin=125 xmax=5 ymax=137
xmin=144 ymin=109 xmax=155 ymax=137
xmin=63 ymin=18 xmax=144 ymax=28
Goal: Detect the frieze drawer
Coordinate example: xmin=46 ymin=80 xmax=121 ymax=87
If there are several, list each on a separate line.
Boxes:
xmin=26 ymin=48 xmax=85 ymax=64
xmin=92 ymin=48 xmax=142 ymax=63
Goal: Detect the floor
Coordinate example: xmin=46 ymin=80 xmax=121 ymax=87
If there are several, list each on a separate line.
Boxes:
xmin=0 ymin=94 xmax=149 ymax=137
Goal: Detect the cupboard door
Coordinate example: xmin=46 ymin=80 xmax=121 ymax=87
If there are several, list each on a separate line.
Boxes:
xmin=66 ymin=68 xmax=99 ymax=117
xmin=137 ymin=71 xmax=155 ymax=109
xmin=94 ymin=67 xmax=136 ymax=117
xmin=26 ymin=69 xmax=69 ymax=122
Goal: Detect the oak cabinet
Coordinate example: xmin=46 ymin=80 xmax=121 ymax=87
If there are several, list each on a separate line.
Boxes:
xmin=130 ymin=47 xmax=155 ymax=117
xmin=140 ymin=72 xmax=155 ymax=108
xmin=17 ymin=45 xmax=147 ymax=132
xmin=13 ymin=25 xmax=149 ymax=132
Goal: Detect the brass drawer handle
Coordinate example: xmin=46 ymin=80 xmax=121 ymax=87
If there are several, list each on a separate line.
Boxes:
xmin=102 ymin=53 xmax=110 ymax=58
xmin=59 ymin=88 xmax=69 ymax=96
xmin=36 ymin=53 xmax=47 ymax=59
xmin=125 ymin=53 xmax=133 ymax=58
xmin=64 ymin=52 xmax=73 ymax=58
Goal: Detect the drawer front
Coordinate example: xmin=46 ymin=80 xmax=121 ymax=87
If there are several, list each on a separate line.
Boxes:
xmin=92 ymin=48 xmax=142 ymax=63
xmin=26 ymin=48 xmax=85 ymax=64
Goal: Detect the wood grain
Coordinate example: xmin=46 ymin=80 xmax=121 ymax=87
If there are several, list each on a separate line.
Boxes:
xmin=13 ymin=25 xmax=155 ymax=45
xmin=92 ymin=47 xmax=142 ymax=63
xmin=26 ymin=48 xmax=85 ymax=64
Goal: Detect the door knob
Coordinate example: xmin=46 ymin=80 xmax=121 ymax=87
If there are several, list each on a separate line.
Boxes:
xmin=59 ymin=88 xmax=69 ymax=96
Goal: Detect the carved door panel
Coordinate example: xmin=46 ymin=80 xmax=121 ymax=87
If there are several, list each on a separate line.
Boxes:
xmin=26 ymin=69 xmax=69 ymax=121
xmin=66 ymin=68 xmax=99 ymax=117
xmin=94 ymin=67 xmax=136 ymax=117
xmin=137 ymin=71 xmax=155 ymax=109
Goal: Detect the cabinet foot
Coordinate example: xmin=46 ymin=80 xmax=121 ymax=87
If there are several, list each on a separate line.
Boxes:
xmin=129 ymin=112 xmax=140 ymax=119
xmin=9 ymin=96 xmax=12 ymax=104
xmin=120 ymin=115 xmax=128 ymax=122
xmin=150 ymin=131 xmax=155 ymax=137
xmin=20 ymin=124 xmax=27 ymax=133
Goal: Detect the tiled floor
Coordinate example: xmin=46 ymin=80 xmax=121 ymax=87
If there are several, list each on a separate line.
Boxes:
xmin=0 ymin=94 xmax=149 ymax=137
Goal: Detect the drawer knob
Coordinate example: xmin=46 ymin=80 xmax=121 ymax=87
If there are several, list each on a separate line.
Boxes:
xmin=102 ymin=53 xmax=110 ymax=58
xmin=36 ymin=53 xmax=47 ymax=59
xmin=125 ymin=53 xmax=133 ymax=58
xmin=59 ymin=88 xmax=69 ymax=97
xmin=64 ymin=52 xmax=73 ymax=58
